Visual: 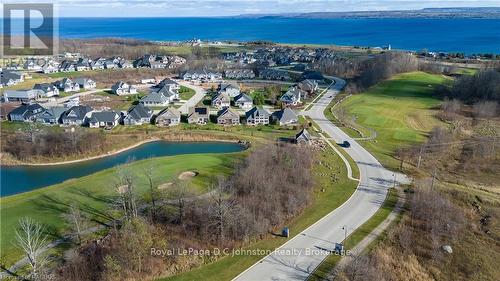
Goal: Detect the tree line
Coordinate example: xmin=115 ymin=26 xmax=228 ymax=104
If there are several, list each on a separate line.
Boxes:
xmin=12 ymin=143 xmax=316 ymax=281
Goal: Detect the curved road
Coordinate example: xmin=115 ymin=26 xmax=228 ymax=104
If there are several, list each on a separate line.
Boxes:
xmin=233 ymin=77 xmax=408 ymax=281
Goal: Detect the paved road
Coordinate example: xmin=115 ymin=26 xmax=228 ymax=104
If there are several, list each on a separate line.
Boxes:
xmin=177 ymin=81 xmax=207 ymax=114
xmin=233 ymin=77 xmax=408 ymax=281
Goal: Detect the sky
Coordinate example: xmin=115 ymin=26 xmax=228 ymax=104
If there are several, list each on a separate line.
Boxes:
xmin=2 ymin=0 xmax=500 ymax=17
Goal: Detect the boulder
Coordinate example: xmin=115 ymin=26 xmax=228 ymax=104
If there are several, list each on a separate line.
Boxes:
xmin=441 ymin=245 xmax=453 ymax=254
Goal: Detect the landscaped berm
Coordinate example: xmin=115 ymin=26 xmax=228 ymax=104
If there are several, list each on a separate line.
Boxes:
xmin=335 ymin=71 xmax=449 ymax=168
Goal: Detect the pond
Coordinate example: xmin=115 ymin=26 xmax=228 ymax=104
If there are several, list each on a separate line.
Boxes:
xmin=0 ymin=141 xmax=245 ymax=197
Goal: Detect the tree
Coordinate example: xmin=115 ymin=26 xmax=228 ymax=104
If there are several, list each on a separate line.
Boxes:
xmin=208 ymin=177 xmax=237 ymax=245
xmin=143 ymin=164 xmax=159 ymax=221
xmin=63 ymin=203 xmax=88 ymax=245
xmin=14 ymin=217 xmax=49 ymax=280
xmin=114 ymin=164 xmax=138 ymax=221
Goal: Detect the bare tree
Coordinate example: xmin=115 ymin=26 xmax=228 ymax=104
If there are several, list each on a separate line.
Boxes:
xmin=208 ymin=177 xmax=237 ymax=245
xmin=114 ymin=164 xmax=138 ymax=221
xmin=62 ymin=203 xmax=88 ymax=245
xmin=14 ymin=217 xmax=49 ymax=280
xmin=143 ymin=164 xmax=159 ymax=221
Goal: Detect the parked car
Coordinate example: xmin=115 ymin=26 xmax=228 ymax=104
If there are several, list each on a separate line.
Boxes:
xmin=342 ymin=141 xmax=351 ymax=148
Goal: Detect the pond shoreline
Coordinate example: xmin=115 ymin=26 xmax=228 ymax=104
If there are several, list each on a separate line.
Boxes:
xmin=0 ymin=137 xmax=242 ymax=167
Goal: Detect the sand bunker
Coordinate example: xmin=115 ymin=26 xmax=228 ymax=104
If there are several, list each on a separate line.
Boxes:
xmin=157 ymin=182 xmax=173 ymax=190
xmin=178 ymin=171 xmax=198 ymax=180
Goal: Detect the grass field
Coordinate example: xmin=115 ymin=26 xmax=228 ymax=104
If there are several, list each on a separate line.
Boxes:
xmin=159 ymin=147 xmax=358 ymax=281
xmin=335 ymin=72 xmax=449 ymax=169
xmin=179 ymin=85 xmax=195 ymax=100
xmin=0 ymin=152 xmax=244 ymax=266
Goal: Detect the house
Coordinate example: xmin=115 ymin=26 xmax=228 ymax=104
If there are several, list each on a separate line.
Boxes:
xmin=119 ymin=61 xmax=133 ymax=69
xmin=54 ymin=78 xmax=80 ymax=92
xmin=87 ymin=111 xmax=121 ymax=128
xmin=140 ymin=92 xmax=170 ymax=107
xmin=33 ymin=83 xmax=60 ymax=98
xmin=258 ymin=69 xmax=291 ymax=81
xmin=111 ymin=81 xmax=137 ymax=95
xmin=61 ymin=105 xmax=93 ymax=125
xmin=90 ymin=60 xmax=105 ymax=70
xmin=157 ymin=78 xmax=180 ymax=90
xmin=234 ymin=93 xmax=254 ymax=110
xmin=272 ymin=108 xmax=299 ymax=126
xmin=217 ymin=83 xmax=240 ymax=98
xmin=156 ymin=85 xmax=179 ymax=100
xmin=245 ymin=107 xmax=270 ymax=126
xmin=1 ymin=70 xmax=24 ymax=87
xmin=280 ymin=87 xmax=304 ymax=106
xmin=211 ymin=92 xmax=231 ymax=109
xmin=301 ymin=70 xmax=324 ymax=82
xmin=187 ymin=107 xmax=210 ymax=125
xmin=36 ymin=106 xmax=67 ymax=125
xmin=123 ymin=103 xmax=153 ymax=125
xmin=64 ymin=96 xmax=80 ymax=108
xmin=73 ymin=78 xmax=96 ymax=90
xmin=41 ymin=63 xmax=58 ymax=74
xmin=295 ymin=128 xmax=312 ymax=145
xmin=4 ymin=89 xmax=43 ymax=102
xmin=58 ymin=60 xmax=76 ymax=72
xmin=217 ymin=107 xmax=240 ymax=126
xmin=156 ymin=107 xmax=181 ymax=127
xmin=8 ymin=103 xmax=46 ymax=122
xmin=297 ymin=79 xmax=319 ymax=95
xmin=104 ymin=61 xmax=118 ymax=69
xmin=180 ymin=69 xmax=222 ymax=82
xmin=224 ymin=69 xmax=255 ymax=79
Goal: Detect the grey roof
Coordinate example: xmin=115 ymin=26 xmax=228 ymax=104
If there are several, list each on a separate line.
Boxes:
xmin=38 ymin=106 xmax=66 ymax=121
xmin=217 ymin=107 xmax=239 ymax=118
xmin=126 ymin=103 xmax=152 ymax=120
xmin=88 ymin=111 xmax=120 ymax=123
xmin=158 ymin=78 xmax=178 ymax=87
xmin=33 ymin=83 xmax=57 ymax=93
xmin=62 ymin=105 xmax=92 ymax=121
xmin=141 ymin=92 xmax=169 ymax=104
xmin=157 ymin=107 xmax=181 ymax=118
xmin=245 ymin=107 xmax=270 ymax=119
xmin=4 ymin=89 xmax=43 ymax=99
xmin=73 ymin=77 xmax=94 ymax=86
xmin=9 ymin=103 xmax=45 ymax=118
xmin=280 ymin=88 xmax=303 ymax=103
xmin=296 ymin=128 xmax=312 ymax=142
xmin=272 ymin=108 xmax=298 ymax=123
xmin=234 ymin=93 xmax=253 ymax=103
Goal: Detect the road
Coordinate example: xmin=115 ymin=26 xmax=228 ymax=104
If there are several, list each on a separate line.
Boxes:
xmin=177 ymin=81 xmax=207 ymax=114
xmin=233 ymin=77 xmax=408 ymax=281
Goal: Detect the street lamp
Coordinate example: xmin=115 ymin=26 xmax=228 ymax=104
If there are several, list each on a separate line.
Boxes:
xmin=342 ymin=225 xmax=348 ymax=247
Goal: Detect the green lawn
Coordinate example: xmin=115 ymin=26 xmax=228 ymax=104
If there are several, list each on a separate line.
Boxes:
xmin=158 ymin=147 xmax=358 ymax=281
xmin=335 ymin=72 xmax=449 ymax=169
xmin=179 ymin=85 xmax=195 ymax=100
xmin=309 ymin=187 xmax=400 ymax=281
xmin=0 ymin=152 xmax=243 ymax=266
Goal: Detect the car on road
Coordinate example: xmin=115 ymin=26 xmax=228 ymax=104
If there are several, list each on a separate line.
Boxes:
xmin=342 ymin=141 xmax=351 ymax=148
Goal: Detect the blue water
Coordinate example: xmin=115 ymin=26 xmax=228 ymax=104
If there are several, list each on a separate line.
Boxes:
xmin=52 ymin=17 xmax=500 ymax=54
xmin=0 ymin=141 xmax=244 ymax=197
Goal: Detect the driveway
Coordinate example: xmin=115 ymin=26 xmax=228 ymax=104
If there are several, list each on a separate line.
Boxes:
xmin=176 ymin=81 xmax=207 ymax=114
xmin=233 ymin=77 xmax=409 ymax=281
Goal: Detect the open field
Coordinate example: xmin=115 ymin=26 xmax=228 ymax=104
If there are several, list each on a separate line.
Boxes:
xmin=159 ymin=146 xmax=358 ymax=281
xmin=0 ymin=152 xmax=244 ymax=266
xmin=335 ymin=72 xmax=449 ymax=169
